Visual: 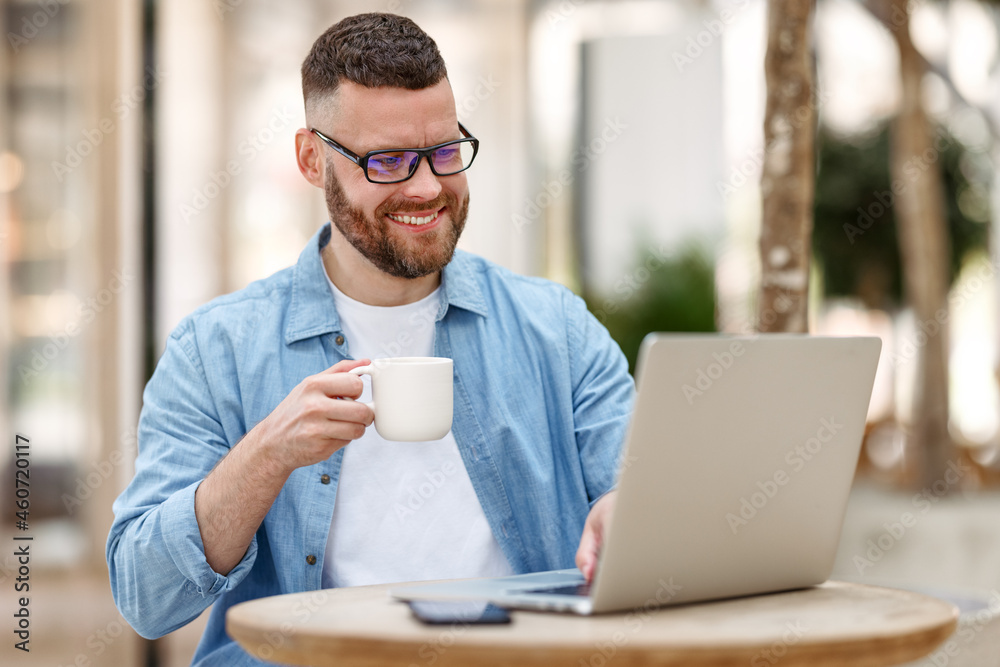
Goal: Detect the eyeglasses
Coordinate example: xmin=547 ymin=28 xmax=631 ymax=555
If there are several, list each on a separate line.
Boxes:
xmin=310 ymin=123 xmax=480 ymax=184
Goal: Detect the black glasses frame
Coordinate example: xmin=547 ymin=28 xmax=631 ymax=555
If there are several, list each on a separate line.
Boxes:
xmin=310 ymin=123 xmax=479 ymax=184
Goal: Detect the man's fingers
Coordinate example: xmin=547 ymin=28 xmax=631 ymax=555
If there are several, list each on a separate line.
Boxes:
xmin=575 ymin=524 xmax=600 ymax=582
xmin=325 ymin=397 xmax=374 ymax=427
xmin=577 ymin=493 xmax=617 ymax=583
xmin=321 ymin=358 xmax=371 ymax=374
xmin=309 ymin=369 xmax=366 ymax=400
xmin=319 ymin=417 xmax=370 ymax=443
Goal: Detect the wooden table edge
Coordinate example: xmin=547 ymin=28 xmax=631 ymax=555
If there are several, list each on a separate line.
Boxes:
xmin=229 ymin=620 xmax=959 ymax=667
xmin=226 ymin=581 xmax=961 ymax=667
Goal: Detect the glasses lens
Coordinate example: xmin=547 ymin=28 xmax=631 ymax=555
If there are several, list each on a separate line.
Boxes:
xmin=366 ymin=151 xmax=420 ymax=183
xmin=430 ymin=140 xmax=476 ymax=175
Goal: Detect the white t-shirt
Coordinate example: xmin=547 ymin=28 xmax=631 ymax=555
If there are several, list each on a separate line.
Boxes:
xmin=321 ymin=276 xmax=514 ymax=588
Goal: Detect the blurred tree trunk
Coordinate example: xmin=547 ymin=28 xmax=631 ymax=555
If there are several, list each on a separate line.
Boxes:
xmin=874 ymin=0 xmax=953 ymax=488
xmin=757 ymin=0 xmax=815 ymax=333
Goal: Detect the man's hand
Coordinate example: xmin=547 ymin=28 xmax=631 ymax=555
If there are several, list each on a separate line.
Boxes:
xmin=575 ymin=490 xmax=617 ymax=584
xmin=255 ymin=358 xmax=375 ymax=474
xmin=195 ymin=358 xmax=374 ymax=575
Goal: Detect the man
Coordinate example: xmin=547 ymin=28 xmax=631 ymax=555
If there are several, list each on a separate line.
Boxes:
xmin=108 ymin=13 xmax=633 ymax=665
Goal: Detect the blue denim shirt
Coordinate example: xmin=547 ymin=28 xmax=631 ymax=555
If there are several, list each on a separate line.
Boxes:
xmin=107 ymin=223 xmax=634 ymax=665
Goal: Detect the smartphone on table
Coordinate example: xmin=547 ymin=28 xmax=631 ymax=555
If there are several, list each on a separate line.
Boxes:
xmin=407 ymin=599 xmax=511 ymax=625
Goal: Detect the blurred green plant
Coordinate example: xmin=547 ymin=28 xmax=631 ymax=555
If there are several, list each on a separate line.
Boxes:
xmin=585 ymin=242 xmax=716 ymax=374
xmin=812 ymin=124 xmax=991 ymax=309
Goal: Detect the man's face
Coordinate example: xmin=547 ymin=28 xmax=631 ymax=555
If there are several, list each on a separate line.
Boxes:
xmin=318 ymin=80 xmax=470 ymax=280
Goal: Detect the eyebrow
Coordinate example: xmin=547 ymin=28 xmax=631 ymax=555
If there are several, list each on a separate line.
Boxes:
xmin=358 ymin=128 xmax=463 ymax=152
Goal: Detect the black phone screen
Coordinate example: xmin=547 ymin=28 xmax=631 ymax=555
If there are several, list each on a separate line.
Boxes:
xmin=407 ymin=599 xmax=511 ymax=625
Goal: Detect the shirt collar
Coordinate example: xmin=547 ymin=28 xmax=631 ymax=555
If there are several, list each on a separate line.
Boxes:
xmin=440 ymin=248 xmax=489 ymax=320
xmin=284 ymin=223 xmax=488 ymax=345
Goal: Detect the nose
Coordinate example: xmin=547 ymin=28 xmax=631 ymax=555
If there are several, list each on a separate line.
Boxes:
xmin=399 ymin=155 xmax=443 ymax=201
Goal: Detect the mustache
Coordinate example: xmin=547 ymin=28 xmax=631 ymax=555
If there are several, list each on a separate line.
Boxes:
xmin=376 ymin=192 xmax=453 ymax=216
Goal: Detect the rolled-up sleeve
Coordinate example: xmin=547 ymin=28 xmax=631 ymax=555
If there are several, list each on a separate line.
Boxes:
xmin=564 ymin=292 xmax=636 ymax=507
xmin=106 ymin=321 xmax=256 ymax=639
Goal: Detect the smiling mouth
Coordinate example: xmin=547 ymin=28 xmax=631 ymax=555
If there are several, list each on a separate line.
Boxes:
xmin=387 ymin=211 xmax=440 ymax=226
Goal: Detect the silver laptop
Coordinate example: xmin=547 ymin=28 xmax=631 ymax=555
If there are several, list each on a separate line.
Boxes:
xmin=391 ymin=333 xmax=882 ymax=614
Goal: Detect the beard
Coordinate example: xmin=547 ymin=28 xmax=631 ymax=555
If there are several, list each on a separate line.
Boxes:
xmin=324 ymin=162 xmax=469 ymax=280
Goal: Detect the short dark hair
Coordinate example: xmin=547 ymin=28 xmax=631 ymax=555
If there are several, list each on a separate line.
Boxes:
xmin=302 ymin=13 xmax=448 ymax=115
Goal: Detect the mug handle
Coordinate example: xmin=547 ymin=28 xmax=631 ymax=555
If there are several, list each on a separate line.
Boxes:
xmin=348 ymin=365 xmax=375 ymax=415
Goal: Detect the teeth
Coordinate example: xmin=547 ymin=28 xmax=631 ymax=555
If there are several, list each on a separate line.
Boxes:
xmin=389 ymin=213 xmax=436 ymax=226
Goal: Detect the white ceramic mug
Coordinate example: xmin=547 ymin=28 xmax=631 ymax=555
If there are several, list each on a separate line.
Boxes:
xmin=349 ymin=357 xmax=454 ymax=442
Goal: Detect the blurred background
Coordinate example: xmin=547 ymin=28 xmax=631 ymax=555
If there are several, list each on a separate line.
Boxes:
xmin=1 ymin=0 xmax=999 ymax=664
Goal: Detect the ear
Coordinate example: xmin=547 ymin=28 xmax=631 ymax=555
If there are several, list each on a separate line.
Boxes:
xmin=295 ymin=128 xmax=325 ymax=188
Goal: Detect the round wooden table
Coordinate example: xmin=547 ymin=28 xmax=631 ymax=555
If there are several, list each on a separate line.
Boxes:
xmin=226 ymin=580 xmax=958 ymax=666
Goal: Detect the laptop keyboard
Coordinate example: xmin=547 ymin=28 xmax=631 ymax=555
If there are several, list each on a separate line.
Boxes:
xmin=521 ymin=581 xmax=592 ymax=597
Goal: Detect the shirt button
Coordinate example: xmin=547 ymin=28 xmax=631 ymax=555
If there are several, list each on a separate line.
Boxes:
xmin=306 ymin=555 xmax=317 ymax=565
xmin=320 ymin=474 xmax=331 ymax=485
xmin=335 ymin=335 xmax=345 ymax=346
